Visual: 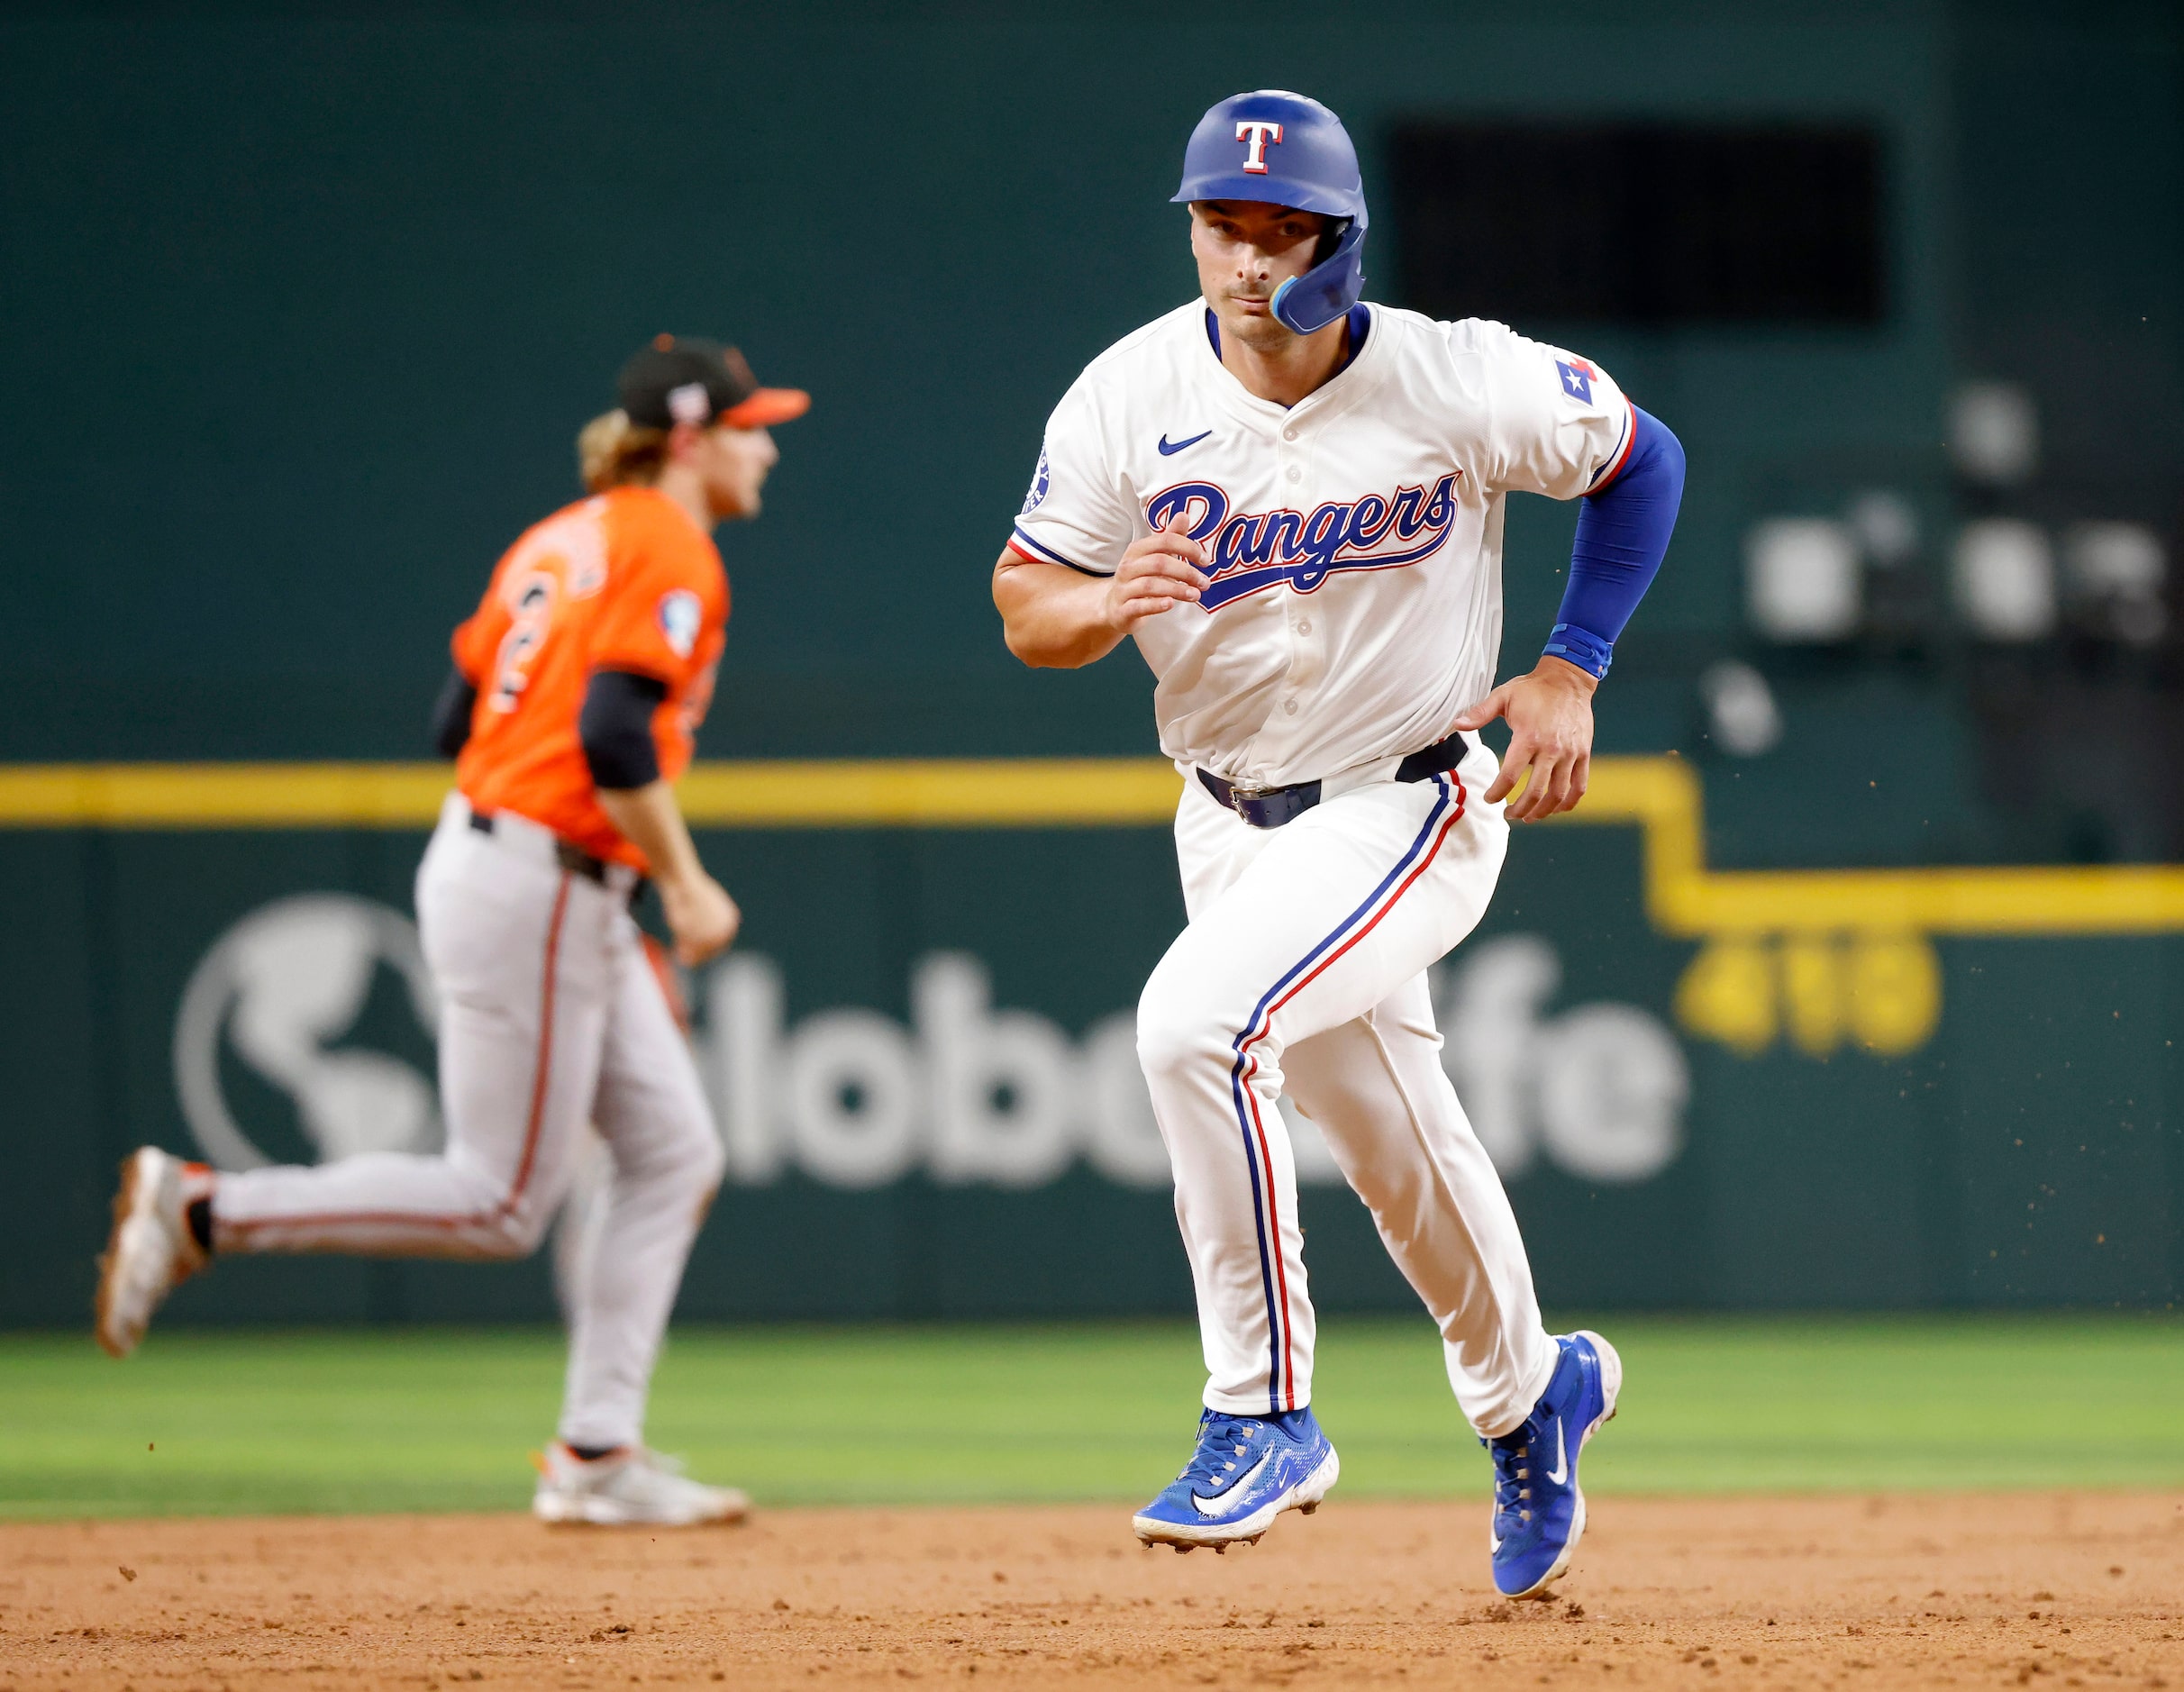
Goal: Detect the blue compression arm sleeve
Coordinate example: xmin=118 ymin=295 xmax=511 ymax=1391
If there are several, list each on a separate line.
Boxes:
xmin=1540 ymin=407 xmax=1685 ymax=678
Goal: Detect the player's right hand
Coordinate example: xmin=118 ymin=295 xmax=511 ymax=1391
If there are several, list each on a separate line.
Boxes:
xmin=1104 ymin=516 xmax=1211 ymax=632
xmin=658 ymin=870 xmax=741 ymax=966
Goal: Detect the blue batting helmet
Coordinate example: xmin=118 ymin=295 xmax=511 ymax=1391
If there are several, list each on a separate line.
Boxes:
xmin=1172 ymin=90 xmax=1368 ymax=336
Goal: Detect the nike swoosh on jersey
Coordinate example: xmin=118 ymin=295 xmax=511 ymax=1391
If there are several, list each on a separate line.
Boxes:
xmin=1545 ymin=1423 xmax=1569 ymax=1487
xmin=1158 ymin=430 xmax=1214 ymax=456
xmin=1191 ymin=1450 xmax=1272 ymax=1515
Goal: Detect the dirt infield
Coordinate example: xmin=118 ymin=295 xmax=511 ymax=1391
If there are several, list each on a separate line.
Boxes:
xmin=5 ymin=1494 xmax=2180 ymax=1689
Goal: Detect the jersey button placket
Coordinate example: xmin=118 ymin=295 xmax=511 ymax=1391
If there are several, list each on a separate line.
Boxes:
xmin=1275 ymin=438 xmax=1320 ymax=723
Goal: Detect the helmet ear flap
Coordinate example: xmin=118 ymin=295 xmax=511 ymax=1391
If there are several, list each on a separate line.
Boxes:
xmin=1270 ymin=219 xmax=1368 ymax=336
xmin=1313 ymin=216 xmax=1352 ymax=268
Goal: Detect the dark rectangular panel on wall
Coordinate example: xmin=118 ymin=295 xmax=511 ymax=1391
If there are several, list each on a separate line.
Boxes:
xmin=1387 ymin=123 xmax=1886 ymax=326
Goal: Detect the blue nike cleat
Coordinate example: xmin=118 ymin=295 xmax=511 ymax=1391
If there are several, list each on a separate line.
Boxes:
xmin=1132 ymin=1406 xmax=1341 ymax=1551
xmin=1484 ymin=1329 xmax=1623 ymax=1597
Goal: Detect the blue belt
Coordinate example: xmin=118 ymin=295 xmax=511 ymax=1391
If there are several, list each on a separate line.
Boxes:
xmin=1196 ymin=730 xmax=1470 ymax=830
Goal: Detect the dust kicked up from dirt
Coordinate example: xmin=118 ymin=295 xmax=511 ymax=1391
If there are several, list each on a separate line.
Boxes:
xmin=4 ymin=1493 xmax=2180 ymax=1688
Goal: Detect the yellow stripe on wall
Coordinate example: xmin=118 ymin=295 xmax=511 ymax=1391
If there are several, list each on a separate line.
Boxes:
xmin=1553 ymin=757 xmax=2184 ymax=937
xmin=677 ymin=759 xmax=1184 ymax=827
xmin=0 ymin=763 xmax=457 ymax=828
xmin=0 ymin=760 xmax=1186 ymax=831
xmin=2 ymin=755 xmax=2181 ymax=939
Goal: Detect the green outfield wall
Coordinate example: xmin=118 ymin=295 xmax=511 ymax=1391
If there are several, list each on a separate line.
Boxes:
xmin=0 ymin=1 xmax=2075 ymax=764
xmin=1 ymin=3 xmax=2175 ymax=860
xmin=3 ymin=758 xmax=2177 ymax=1326
xmin=1 ymin=3 xmax=2179 ymax=1322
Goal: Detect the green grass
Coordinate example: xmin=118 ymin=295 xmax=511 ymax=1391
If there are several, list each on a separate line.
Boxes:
xmin=3 ymin=1314 xmax=2179 ymax=1519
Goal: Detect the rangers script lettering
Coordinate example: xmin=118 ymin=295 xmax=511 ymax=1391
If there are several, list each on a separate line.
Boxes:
xmin=1145 ymin=470 xmax=1460 ymax=606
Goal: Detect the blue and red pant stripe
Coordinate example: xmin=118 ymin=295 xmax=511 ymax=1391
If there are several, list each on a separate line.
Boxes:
xmin=1224 ymin=771 xmax=1469 ymax=1413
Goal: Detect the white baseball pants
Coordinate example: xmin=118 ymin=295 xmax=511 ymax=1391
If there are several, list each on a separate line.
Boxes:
xmin=212 ymin=797 xmax=725 ymax=1451
xmin=1138 ymin=740 xmax=1557 ymax=1440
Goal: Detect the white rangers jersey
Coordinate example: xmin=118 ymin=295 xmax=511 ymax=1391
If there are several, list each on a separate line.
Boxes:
xmin=1009 ymin=300 xmax=1634 ymax=788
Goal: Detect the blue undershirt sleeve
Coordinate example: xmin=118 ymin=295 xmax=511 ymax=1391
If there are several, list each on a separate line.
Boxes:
xmin=1540 ymin=407 xmax=1685 ymax=679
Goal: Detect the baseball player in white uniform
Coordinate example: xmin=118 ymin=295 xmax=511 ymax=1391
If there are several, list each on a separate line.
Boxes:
xmin=94 ymin=336 xmax=812 ymax=1527
xmin=994 ymin=92 xmax=1684 ymax=1596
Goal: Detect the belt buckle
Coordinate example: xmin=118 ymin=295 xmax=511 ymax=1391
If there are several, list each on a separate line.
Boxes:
xmin=1226 ymin=781 xmax=1287 ymax=829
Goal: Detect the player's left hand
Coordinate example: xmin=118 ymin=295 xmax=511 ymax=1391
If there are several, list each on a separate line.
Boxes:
xmin=1451 ymin=657 xmax=1599 ymax=822
xmin=658 ymin=869 xmax=742 ymax=966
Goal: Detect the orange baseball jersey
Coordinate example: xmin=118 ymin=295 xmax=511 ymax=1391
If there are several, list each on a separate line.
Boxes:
xmin=451 ymin=485 xmax=728 ymax=869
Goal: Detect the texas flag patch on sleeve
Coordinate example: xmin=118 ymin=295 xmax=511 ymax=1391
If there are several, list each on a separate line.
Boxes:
xmin=1556 ymin=358 xmax=1596 ymax=404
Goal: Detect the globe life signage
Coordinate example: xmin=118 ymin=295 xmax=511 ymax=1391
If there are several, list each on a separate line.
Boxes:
xmin=173 ymin=897 xmax=1691 ymax=1196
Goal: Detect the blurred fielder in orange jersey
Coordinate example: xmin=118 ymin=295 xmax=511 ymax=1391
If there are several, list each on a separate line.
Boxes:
xmin=95 ymin=335 xmax=808 ymax=1527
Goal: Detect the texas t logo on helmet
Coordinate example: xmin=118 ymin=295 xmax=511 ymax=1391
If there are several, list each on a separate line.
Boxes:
xmin=1234 ymin=119 xmax=1284 ymax=171
xmin=1176 ymin=90 xmax=1369 ymax=335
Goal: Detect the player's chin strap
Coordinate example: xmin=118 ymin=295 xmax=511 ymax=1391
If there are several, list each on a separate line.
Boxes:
xmin=1270 ymin=219 xmax=1366 ymax=336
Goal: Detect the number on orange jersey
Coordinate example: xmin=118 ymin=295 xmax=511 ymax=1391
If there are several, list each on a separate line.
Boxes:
xmin=488 ymin=569 xmax=558 ymax=713
xmin=484 ymin=503 xmax=610 ymax=714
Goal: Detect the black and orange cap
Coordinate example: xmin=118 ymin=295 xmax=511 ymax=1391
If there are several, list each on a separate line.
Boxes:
xmin=617 ymin=334 xmax=810 ymax=431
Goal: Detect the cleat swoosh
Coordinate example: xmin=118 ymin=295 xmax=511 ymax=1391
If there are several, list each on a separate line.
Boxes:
xmin=1545 ymin=1423 xmax=1568 ymax=1487
xmin=1191 ymin=1450 xmax=1271 ymax=1515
